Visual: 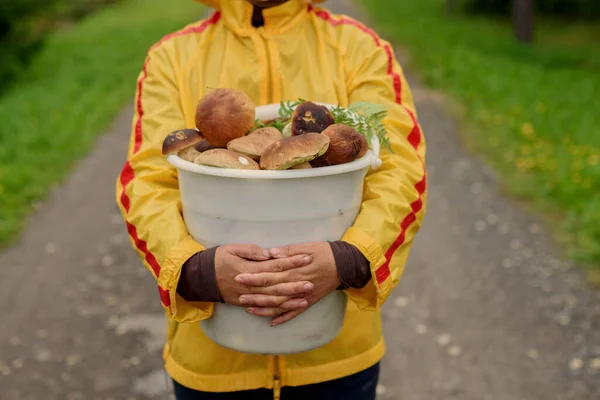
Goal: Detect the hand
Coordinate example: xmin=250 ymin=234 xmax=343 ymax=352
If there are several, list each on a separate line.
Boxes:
xmin=214 ymin=244 xmax=314 ymax=311
xmin=234 ymin=242 xmax=341 ymax=326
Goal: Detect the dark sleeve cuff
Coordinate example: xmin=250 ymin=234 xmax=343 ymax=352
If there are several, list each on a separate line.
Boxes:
xmin=176 ymin=246 xmax=222 ymax=303
xmin=328 ymin=241 xmax=371 ymax=290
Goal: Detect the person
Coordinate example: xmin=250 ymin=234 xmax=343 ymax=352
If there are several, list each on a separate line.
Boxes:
xmin=115 ymin=0 xmax=427 ymax=399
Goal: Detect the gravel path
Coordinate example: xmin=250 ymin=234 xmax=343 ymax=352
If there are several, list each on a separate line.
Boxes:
xmin=0 ymin=1 xmax=598 ymax=399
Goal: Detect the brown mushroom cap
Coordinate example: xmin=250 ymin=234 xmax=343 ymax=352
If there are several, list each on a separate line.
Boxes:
xmin=260 ymin=133 xmax=330 ymax=170
xmin=194 ymin=139 xmax=216 ymax=153
xmin=162 ymin=129 xmax=204 ymax=155
xmin=357 ymin=134 xmax=369 ymax=158
xmin=226 ymin=127 xmax=283 ymax=160
xmin=195 ymin=88 xmax=256 ymax=148
xmin=194 ymin=149 xmax=260 ymax=170
xmin=291 ymin=101 xmax=335 ymax=136
xmin=311 ymin=124 xmax=368 ymax=167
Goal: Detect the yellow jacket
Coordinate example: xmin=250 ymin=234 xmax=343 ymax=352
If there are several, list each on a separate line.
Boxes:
xmin=116 ymin=0 xmax=427 ymax=394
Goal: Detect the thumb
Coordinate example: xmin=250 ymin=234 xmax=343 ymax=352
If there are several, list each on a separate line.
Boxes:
xmin=269 ymin=244 xmax=296 ymax=258
xmin=231 ymin=244 xmax=271 ymax=261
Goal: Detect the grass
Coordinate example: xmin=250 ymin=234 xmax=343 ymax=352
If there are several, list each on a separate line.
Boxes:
xmin=0 ymin=0 xmax=202 ymax=246
xmin=363 ymin=0 xmax=600 ymax=280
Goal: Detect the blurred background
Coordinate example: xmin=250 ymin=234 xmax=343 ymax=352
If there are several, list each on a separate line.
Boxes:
xmin=0 ymin=0 xmax=598 ymax=399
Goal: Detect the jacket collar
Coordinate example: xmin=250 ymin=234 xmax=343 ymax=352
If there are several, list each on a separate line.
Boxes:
xmin=221 ymin=0 xmax=309 ymax=36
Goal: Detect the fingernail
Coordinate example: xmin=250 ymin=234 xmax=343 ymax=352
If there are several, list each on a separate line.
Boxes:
xmin=262 ymin=249 xmax=271 ymax=258
xmin=270 ymin=248 xmax=280 ymax=256
xmin=299 ymin=300 xmax=308 ymax=307
xmin=246 ymin=308 xmax=256 ymax=314
xmin=303 ymin=282 xmax=314 ymax=291
xmin=302 ymin=255 xmax=311 ymax=263
xmin=234 ymin=275 xmax=245 ymax=283
xmin=239 ymin=296 xmax=249 ymax=305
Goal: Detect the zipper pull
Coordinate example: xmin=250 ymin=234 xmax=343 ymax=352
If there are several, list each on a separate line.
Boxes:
xmin=273 ymin=377 xmax=281 ymax=400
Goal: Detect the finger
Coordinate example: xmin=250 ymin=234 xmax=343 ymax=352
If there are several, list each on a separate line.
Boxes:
xmin=269 ymin=244 xmax=294 ymax=258
xmin=247 ymin=300 xmax=308 ymax=317
xmin=246 ymin=307 xmax=285 ymax=317
xmin=241 ymin=295 xmax=308 ymax=309
xmin=271 ymin=309 xmax=305 ymax=326
xmin=278 ymin=298 xmax=309 ymax=310
xmin=270 ymin=243 xmax=316 ymax=258
xmin=239 ymin=294 xmax=290 ymax=307
xmin=230 ymin=244 xmax=270 ymax=261
xmin=235 ymin=271 xmax=288 ymax=287
xmin=250 ymin=254 xmax=312 ymax=273
xmin=248 ymin=281 xmax=314 ymax=296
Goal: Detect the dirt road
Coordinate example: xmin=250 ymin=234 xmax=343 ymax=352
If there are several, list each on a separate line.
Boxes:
xmin=0 ymin=1 xmax=598 ymax=399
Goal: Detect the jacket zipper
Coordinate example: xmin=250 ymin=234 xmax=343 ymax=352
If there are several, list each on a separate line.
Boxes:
xmin=264 ymin=30 xmax=280 ymax=399
xmin=259 ymin=28 xmax=274 ymax=104
xmin=264 ymin=38 xmax=273 ymax=103
xmin=257 ymin=22 xmax=279 ymax=399
xmin=273 ymin=355 xmax=282 ymax=400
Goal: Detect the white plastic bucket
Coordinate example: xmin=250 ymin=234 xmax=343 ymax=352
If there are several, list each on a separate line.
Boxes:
xmin=167 ymin=103 xmax=382 ymax=355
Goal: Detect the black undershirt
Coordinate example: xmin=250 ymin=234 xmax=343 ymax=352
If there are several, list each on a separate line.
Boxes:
xmin=252 ymin=6 xmax=265 ymax=28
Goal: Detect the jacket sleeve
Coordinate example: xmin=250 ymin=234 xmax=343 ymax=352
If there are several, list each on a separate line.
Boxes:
xmin=115 ymin=45 xmax=214 ymax=322
xmin=340 ymin=35 xmax=427 ymax=310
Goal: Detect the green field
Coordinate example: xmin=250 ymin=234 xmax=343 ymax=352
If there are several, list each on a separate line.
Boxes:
xmin=0 ymin=0 xmax=201 ymax=246
xmin=364 ymin=0 xmax=600 ymax=280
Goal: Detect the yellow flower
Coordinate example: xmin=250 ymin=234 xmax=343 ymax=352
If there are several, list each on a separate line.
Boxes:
xmin=516 ymin=157 xmax=535 ymax=170
xmin=572 ymin=159 xmax=584 ymax=170
xmin=521 ymin=145 xmax=532 ymax=155
xmin=521 ymin=123 xmax=535 ymax=138
xmin=589 ymin=154 xmax=599 ymax=166
xmin=536 ymin=153 xmax=547 ymax=165
xmin=569 ymin=145 xmax=580 ymax=156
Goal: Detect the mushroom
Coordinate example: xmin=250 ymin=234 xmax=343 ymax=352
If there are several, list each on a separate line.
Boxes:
xmin=260 ymin=133 xmax=330 ymax=170
xmin=195 ymin=88 xmax=256 ymax=148
xmin=162 ymin=129 xmax=204 ymax=155
xmin=194 ymin=149 xmax=260 ymax=170
xmin=311 ymin=124 xmax=368 ymax=167
xmin=178 ymin=146 xmax=202 ymax=162
xmin=194 ymin=139 xmax=216 ymax=153
xmin=291 ymin=101 xmax=335 ymax=136
xmin=177 ymin=138 xmax=218 ymax=162
xmin=226 ymin=127 xmax=283 ymax=160
xmin=290 ymin=162 xmax=312 ymax=170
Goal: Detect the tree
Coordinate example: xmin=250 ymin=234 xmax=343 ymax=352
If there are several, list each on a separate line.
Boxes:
xmin=513 ymin=0 xmax=534 ymax=43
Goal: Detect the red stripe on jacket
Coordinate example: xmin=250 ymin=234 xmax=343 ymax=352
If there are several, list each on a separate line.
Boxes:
xmin=118 ymin=11 xmax=222 ymax=308
xmin=313 ymin=9 xmax=427 ymax=284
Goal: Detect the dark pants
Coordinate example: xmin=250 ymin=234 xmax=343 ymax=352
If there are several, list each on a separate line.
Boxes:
xmin=173 ymin=363 xmax=380 ymax=400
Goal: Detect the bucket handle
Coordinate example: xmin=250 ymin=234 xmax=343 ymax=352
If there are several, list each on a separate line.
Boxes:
xmin=369 ymin=133 xmax=383 ymax=170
